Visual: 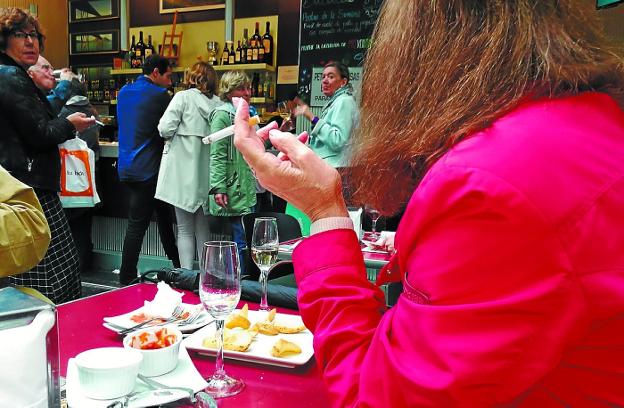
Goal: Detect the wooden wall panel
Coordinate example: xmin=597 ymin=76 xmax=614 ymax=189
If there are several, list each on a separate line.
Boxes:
xmin=36 ymin=0 xmax=69 ymax=68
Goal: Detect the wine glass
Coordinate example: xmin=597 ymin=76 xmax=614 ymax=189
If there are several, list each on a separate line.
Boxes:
xmin=199 ymin=241 xmax=245 ymax=398
xmin=251 ymin=217 xmax=279 ymax=311
xmin=364 ymin=205 xmax=382 ymax=240
xmin=277 ymin=101 xmax=294 ymax=132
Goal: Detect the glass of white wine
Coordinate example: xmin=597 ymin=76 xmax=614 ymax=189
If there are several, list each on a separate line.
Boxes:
xmin=277 ymin=101 xmax=294 ymax=132
xmin=251 ymin=217 xmax=279 ymax=311
xmin=199 ymin=241 xmax=244 ymax=398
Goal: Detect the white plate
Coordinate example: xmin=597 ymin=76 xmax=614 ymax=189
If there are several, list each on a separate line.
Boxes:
xmin=182 ymin=309 xmax=314 ymax=368
xmin=103 ymin=303 xmax=212 ymax=334
xmin=66 ymin=346 xmax=207 ymax=408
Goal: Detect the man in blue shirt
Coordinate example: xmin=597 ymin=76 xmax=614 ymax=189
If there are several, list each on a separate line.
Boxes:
xmin=117 ymin=54 xmax=180 ymax=285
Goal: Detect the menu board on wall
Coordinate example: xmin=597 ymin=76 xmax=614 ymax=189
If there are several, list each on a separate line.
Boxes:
xmin=298 ymin=0 xmax=383 ymax=104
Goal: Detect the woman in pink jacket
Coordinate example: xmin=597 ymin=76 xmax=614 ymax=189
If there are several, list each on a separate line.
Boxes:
xmin=234 ymin=1 xmax=624 ymax=406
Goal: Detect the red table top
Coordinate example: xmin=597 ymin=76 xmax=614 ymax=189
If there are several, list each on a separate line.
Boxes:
xmin=57 ymin=283 xmax=330 ymax=407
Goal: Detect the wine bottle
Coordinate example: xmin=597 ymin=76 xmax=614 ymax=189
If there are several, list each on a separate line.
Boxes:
xmin=145 ymin=35 xmax=155 ymax=58
xmin=241 ymin=28 xmax=251 ymax=64
xmin=258 ymin=40 xmax=265 ymax=63
xmin=262 ymin=21 xmax=274 ymax=65
xmin=251 ymin=21 xmax=262 ymax=63
xmin=235 ymin=40 xmax=242 ymax=64
xmin=245 ymin=28 xmax=253 ymax=63
xmin=129 ymin=35 xmax=138 ymax=68
xmin=263 ymin=74 xmax=272 ymax=99
xmin=252 ymin=22 xmax=262 ymax=48
xmin=228 ymin=41 xmax=235 ymax=65
xmin=136 ymin=31 xmax=145 ymax=65
xmin=251 ymin=39 xmax=259 ymax=62
xmin=221 ymin=41 xmax=230 ymax=65
xmin=251 ymin=73 xmax=260 ymax=97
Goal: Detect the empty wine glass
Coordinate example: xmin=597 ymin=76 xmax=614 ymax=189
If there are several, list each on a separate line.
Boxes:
xmin=199 ymin=241 xmax=244 ymax=398
xmin=364 ymin=205 xmax=382 ymax=240
xmin=251 ymin=217 xmax=279 ymax=311
xmin=277 ymin=101 xmax=294 ymax=132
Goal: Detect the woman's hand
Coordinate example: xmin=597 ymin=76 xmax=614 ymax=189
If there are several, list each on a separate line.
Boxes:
xmin=214 ymin=193 xmax=228 ymax=208
xmin=376 ymin=232 xmax=396 ymax=253
xmin=233 ymin=97 xmax=348 ymax=222
xmin=293 ymin=103 xmax=314 ymax=122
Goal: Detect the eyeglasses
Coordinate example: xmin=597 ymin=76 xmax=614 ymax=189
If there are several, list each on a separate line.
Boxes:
xmin=11 ymin=31 xmax=39 ymax=42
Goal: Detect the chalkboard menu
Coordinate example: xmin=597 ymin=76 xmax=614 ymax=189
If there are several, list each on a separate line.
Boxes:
xmin=298 ymin=0 xmax=384 ymax=104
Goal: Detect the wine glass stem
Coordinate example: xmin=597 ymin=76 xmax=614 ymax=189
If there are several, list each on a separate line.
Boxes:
xmin=214 ymin=319 xmax=226 ymax=377
xmin=372 ymin=219 xmax=378 ymax=235
xmin=259 ymin=269 xmax=269 ymax=311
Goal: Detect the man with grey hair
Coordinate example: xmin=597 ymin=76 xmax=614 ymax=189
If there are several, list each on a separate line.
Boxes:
xmin=28 ymin=55 xmax=75 ymax=113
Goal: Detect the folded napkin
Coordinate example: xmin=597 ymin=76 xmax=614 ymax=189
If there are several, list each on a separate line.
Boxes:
xmin=0 ymin=309 xmax=55 ymax=408
xmin=348 ymin=207 xmax=363 ymax=240
xmin=279 ymin=239 xmax=303 ymax=252
xmin=362 ymin=231 xmax=395 ymax=253
xmin=142 ymin=282 xmax=183 ymax=318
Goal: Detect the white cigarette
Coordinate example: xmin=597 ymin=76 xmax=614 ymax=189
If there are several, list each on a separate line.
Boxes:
xmin=202 ymin=115 xmax=261 ymax=144
xmin=91 ymin=115 xmax=105 ymax=127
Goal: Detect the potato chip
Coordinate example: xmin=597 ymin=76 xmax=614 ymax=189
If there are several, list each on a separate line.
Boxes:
xmin=274 ymin=320 xmax=307 ymax=334
xmin=202 ymin=328 xmax=254 ymax=352
xmin=225 ymin=304 xmax=251 ymax=329
xmin=251 ymin=321 xmax=279 ymax=336
xmin=271 ymin=338 xmax=302 ymax=357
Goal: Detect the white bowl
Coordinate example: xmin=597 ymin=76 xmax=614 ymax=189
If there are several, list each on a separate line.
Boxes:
xmin=74 ymin=347 xmax=142 ymax=400
xmin=123 ymin=326 xmax=182 ymax=377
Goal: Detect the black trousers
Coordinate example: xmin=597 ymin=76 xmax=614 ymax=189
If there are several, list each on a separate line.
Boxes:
xmin=64 ymin=207 xmax=94 ymax=275
xmin=119 ymin=178 xmax=180 ymax=285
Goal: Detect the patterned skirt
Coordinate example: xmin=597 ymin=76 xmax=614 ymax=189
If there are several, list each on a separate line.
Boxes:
xmin=10 ymin=189 xmax=81 ymax=303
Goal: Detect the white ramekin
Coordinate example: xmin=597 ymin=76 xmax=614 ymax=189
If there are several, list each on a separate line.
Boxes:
xmin=123 ymin=325 xmax=182 ymax=377
xmin=74 ymin=347 xmax=142 ymax=400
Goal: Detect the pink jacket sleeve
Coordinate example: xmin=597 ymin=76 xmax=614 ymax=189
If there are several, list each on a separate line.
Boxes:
xmin=293 ymin=165 xmax=587 ymax=407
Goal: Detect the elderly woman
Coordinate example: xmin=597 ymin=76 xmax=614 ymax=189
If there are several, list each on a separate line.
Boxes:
xmin=234 ymin=0 xmax=624 ymax=406
xmin=0 ymin=7 xmax=93 ymax=303
xmin=156 ymin=61 xmax=222 ymax=269
xmin=208 ymin=71 xmax=256 ymax=272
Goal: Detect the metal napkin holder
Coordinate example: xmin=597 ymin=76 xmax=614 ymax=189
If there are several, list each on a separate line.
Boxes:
xmin=0 ymin=287 xmax=60 ymax=407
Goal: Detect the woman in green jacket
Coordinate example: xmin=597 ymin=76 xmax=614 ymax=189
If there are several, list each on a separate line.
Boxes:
xmin=208 ymin=71 xmax=257 ymax=270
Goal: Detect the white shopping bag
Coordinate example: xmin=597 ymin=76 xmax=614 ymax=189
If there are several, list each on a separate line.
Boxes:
xmin=58 ymin=136 xmax=100 ymax=208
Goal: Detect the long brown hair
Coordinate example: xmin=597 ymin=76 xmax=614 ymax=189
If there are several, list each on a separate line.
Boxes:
xmin=350 ymin=0 xmax=624 ymax=215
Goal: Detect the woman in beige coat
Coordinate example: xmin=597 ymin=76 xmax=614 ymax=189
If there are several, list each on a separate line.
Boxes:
xmin=155 ymin=62 xmax=222 ymax=269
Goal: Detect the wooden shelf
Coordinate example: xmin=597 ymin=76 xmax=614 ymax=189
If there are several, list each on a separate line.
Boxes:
xmin=250 ymin=97 xmax=274 ymax=104
xmin=213 ymin=63 xmax=275 ymax=72
xmin=110 ymin=67 xmax=187 ymax=75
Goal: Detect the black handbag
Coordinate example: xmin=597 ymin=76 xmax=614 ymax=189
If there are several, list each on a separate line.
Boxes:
xmin=140 ymin=267 xmax=200 ymax=293
xmin=240 ymin=280 xmax=299 ymax=310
